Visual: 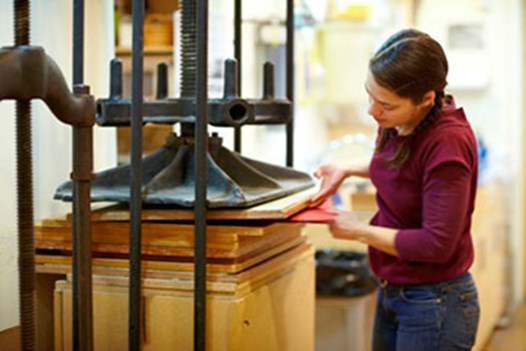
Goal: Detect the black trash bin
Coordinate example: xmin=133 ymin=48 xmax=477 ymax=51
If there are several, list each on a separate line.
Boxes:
xmin=315 ymin=249 xmax=378 ymax=297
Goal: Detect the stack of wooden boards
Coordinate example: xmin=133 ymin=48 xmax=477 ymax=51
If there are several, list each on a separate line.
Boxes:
xmin=35 ymin=189 xmax=316 ymax=351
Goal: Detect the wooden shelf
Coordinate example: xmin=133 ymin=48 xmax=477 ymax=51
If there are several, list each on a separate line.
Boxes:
xmin=115 ymin=45 xmax=173 ymax=56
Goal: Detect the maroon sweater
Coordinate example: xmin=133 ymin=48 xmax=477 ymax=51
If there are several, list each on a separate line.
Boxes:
xmin=368 ymin=98 xmax=478 ymax=285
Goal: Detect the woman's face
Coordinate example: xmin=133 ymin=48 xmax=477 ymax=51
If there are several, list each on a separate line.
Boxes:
xmin=365 ymin=71 xmax=433 ymax=134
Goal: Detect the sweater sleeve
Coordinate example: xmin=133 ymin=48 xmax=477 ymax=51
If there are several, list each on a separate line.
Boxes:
xmin=394 ymin=134 xmax=476 ymax=263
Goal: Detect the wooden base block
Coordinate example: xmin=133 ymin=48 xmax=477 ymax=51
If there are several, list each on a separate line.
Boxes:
xmin=54 ymin=243 xmax=315 ymax=351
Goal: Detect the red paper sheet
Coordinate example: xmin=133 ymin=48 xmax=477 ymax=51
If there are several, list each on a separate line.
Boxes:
xmin=289 ymin=200 xmax=337 ymax=223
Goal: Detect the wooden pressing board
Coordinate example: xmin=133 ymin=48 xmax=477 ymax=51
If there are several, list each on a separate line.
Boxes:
xmin=36 ymin=234 xmax=307 ymax=277
xmin=88 ymin=187 xmax=317 ymax=222
xmin=35 ymin=219 xmax=305 ymax=260
xmin=37 ymin=241 xmax=313 ymax=291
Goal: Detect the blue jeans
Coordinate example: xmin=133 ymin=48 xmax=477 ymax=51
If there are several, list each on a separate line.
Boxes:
xmin=372 ymin=272 xmax=480 ymax=351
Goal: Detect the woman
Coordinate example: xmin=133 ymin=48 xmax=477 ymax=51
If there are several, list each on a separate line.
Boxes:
xmin=310 ymin=29 xmax=480 ymax=350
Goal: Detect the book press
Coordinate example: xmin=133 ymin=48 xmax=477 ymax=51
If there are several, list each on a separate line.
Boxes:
xmin=1 ymin=0 xmax=320 ymax=350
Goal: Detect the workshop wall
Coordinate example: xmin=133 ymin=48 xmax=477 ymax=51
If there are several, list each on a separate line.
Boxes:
xmin=0 ymin=0 xmax=116 ymax=331
xmin=416 ymin=0 xmax=524 ymax=314
xmin=0 ymin=1 xmax=17 ymax=333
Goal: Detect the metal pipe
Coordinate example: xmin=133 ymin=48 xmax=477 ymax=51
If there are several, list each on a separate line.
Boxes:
xmin=0 ymin=47 xmax=95 ymax=126
xmin=71 ymin=86 xmax=94 ymax=351
xmin=72 ymin=2 xmax=94 ymax=350
xmin=286 ymin=0 xmax=294 ymax=166
xmin=129 ymin=0 xmax=145 ymax=350
xmin=14 ymin=1 xmax=35 ymax=350
xmin=71 ymin=127 xmax=94 ymax=351
xmin=0 ymin=47 xmax=96 ymax=127
xmin=234 ymin=0 xmax=242 ymax=152
xmin=195 ymin=0 xmax=209 ymax=349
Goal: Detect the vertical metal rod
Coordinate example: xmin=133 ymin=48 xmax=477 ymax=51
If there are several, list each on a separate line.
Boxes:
xmin=71 ymin=109 xmax=94 ymax=351
xmin=156 ymin=63 xmax=169 ymax=100
xmin=71 ymin=139 xmax=94 ymax=351
xmin=129 ymin=0 xmax=145 ymax=350
xmin=14 ymin=1 xmax=35 ymax=350
xmin=233 ymin=0 xmax=242 ymax=152
xmin=73 ymin=0 xmax=84 ymax=83
xmin=110 ymin=58 xmax=123 ymax=99
xmin=223 ymin=58 xmax=239 ymax=99
xmin=286 ymin=0 xmax=294 ymax=166
xmin=72 ymin=2 xmax=94 ymax=351
xmin=195 ymin=0 xmax=209 ymax=350
xmin=263 ymin=62 xmax=275 ymax=99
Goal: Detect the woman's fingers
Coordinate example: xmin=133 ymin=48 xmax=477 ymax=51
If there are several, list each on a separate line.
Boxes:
xmin=308 ymin=194 xmax=327 ymax=207
xmin=309 ymin=164 xmax=346 ymax=207
xmin=309 ymin=182 xmax=337 ymax=207
xmin=309 ymin=182 xmax=330 ymax=207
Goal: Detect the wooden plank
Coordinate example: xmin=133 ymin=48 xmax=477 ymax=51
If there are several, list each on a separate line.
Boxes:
xmin=35 ymin=235 xmax=307 ymax=276
xmin=46 ymin=242 xmax=313 ymax=294
xmin=89 ymin=187 xmax=317 ymax=221
xmin=36 ymin=220 xmax=304 ymax=259
xmin=37 ymin=219 xmax=297 ymax=239
xmin=84 ymin=243 xmax=314 ymax=295
xmin=36 ymin=226 xmax=303 ymax=260
xmin=140 ymin=243 xmax=314 ymax=295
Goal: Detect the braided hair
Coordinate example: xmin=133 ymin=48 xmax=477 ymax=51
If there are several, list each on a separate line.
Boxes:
xmin=370 ymin=29 xmax=449 ymax=166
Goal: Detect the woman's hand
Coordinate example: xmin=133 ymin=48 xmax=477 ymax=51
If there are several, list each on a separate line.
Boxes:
xmin=328 ymin=209 xmax=400 ymax=257
xmin=328 ymin=210 xmax=367 ymax=241
xmin=309 ymin=164 xmax=349 ymax=207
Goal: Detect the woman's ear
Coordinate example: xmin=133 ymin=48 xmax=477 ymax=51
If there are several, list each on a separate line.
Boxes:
xmin=421 ymin=90 xmax=436 ymax=107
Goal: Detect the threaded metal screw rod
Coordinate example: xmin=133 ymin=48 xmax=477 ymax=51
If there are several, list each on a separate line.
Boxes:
xmin=181 ymin=0 xmax=197 ymax=99
xmin=16 ymin=100 xmax=35 ymax=351
xmin=179 ymin=0 xmax=198 ymax=138
xmin=14 ymin=1 xmax=35 ymax=350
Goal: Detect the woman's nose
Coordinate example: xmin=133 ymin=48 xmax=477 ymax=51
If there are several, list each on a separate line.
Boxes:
xmin=368 ymin=101 xmax=382 ymax=117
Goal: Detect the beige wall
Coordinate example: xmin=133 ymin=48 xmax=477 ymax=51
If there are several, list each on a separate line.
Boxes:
xmin=523 ymin=1 xmax=526 ymax=300
xmin=0 ymin=0 xmax=116 ymax=331
xmin=416 ymin=0 xmax=524 ymax=309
